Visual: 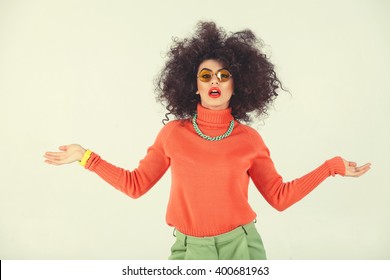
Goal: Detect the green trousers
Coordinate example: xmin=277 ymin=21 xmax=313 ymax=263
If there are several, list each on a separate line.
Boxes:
xmin=169 ymin=222 xmax=267 ymax=260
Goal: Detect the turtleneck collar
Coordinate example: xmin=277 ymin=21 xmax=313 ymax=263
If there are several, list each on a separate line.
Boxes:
xmin=196 ymin=103 xmax=234 ymax=125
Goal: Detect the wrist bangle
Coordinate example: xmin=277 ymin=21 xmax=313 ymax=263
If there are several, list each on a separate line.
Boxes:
xmin=79 ymin=149 xmax=92 ymax=167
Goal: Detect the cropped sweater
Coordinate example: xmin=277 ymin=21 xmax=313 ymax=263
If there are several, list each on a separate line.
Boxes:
xmin=85 ymin=104 xmax=346 ymax=237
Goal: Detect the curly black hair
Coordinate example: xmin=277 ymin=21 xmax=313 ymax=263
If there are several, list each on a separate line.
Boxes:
xmin=155 ymin=21 xmax=283 ymax=124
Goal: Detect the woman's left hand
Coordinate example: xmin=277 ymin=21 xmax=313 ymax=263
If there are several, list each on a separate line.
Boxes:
xmin=342 ymin=159 xmax=371 ymax=177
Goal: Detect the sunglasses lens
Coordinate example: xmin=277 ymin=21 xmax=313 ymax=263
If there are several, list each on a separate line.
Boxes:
xmin=217 ymin=69 xmax=231 ymax=82
xmin=198 ymin=69 xmax=212 ymax=82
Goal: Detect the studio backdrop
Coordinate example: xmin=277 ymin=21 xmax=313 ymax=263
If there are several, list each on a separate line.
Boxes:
xmin=1 ymin=0 xmax=389 ymax=259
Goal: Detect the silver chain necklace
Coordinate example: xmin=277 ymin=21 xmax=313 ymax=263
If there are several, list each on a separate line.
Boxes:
xmin=192 ymin=114 xmax=234 ymax=141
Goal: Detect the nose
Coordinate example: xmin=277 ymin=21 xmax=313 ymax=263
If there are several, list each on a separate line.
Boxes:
xmin=210 ymin=74 xmax=219 ymax=85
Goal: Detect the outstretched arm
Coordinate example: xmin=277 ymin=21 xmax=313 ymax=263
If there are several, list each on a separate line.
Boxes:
xmin=252 ymin=155 xmax=371 ymax=212
xmin=246 ymin=128 xmax=371 ymax=211
xmin=44 ymin=143 xmax=170 ymax=198
xmin=43 ymin=122 xmax=176 ymax=198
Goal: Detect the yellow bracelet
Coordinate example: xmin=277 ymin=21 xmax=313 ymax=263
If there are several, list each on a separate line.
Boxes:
xmin=79 ymin=149 xmax=92 ymax=167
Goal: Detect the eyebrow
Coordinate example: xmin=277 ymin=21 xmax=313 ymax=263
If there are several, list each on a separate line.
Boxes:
xmin=199 ymin=67 xmax=228 ymax=72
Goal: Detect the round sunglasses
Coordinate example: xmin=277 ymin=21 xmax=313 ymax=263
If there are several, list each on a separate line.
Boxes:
xmin=197 ymin=68 xmax=233 ymax=83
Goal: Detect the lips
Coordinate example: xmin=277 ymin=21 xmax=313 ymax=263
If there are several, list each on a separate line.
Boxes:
xmin=208 ymin=87 xmax=221 ymax=98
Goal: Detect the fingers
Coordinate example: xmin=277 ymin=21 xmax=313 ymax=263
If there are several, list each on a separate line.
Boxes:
xmin=341 ymin=158 xmax=371 ymax=177
xmin=44 ymin=152 xmax=65 ymax=159
xmin=59 ymin=145 xmax=68 ymax=151
xmin=43 ymin=150 xmax=68 ymax=165
xmin=44 ymin=151 xmax=64 ymax=156
xmin=44 ymin=159 xmax=62 ymax=166
xmin=44 ymin=145 xmax=70 ymax=159
xmin=346 ymin=163 xmax=371 ymax=177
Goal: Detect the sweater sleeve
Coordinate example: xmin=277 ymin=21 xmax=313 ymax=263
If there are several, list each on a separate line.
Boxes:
xmin=83 ymin=122 xmax=176 ymax=198
xmin=247 ymin=129 xmax=346 ymax=211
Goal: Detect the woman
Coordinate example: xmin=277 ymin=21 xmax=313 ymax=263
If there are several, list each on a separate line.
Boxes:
xmin=44 ymin=22 xmax=371 ymax=260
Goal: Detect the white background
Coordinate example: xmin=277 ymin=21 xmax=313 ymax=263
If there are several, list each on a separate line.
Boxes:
xmin=1 ymin=0 xmax=389 ymax=260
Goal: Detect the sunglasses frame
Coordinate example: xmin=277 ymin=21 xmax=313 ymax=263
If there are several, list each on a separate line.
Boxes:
xmin=197 ymin=68 xmax=233 ymax=83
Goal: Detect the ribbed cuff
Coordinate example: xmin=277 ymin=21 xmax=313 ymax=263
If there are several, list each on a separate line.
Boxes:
xmin=325 ymin=156 xmax=346 ymax=176
xmin=84 ymin=152 xmax=99 ymax=169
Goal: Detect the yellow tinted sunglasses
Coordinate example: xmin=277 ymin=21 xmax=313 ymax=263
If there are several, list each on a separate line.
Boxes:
xmin=197 ymin=68 xmax=233 ymax=83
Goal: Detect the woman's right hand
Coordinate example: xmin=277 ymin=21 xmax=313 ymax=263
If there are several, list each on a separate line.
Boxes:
xmin=44 ymin=144 xmax=86 ymax=165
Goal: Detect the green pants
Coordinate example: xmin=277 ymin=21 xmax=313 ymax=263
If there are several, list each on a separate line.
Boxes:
xmin=169 ymin=222 xmax=267 ymax=260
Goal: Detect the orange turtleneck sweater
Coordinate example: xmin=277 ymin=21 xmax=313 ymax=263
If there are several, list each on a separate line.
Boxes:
xmin=85 ymin=104 xmax=346 ymax=237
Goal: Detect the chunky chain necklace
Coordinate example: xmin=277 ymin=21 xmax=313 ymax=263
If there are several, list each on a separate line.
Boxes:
xmin=192 ymin=114 xmax=234 ymax=141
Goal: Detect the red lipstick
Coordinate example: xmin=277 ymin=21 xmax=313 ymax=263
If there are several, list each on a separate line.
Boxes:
xmin=208 ymin=87 xmax=221 ymax=98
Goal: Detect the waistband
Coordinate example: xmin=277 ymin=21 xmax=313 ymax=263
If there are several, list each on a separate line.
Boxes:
xmin=174 ymin=222 xmax=256 ymax=246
